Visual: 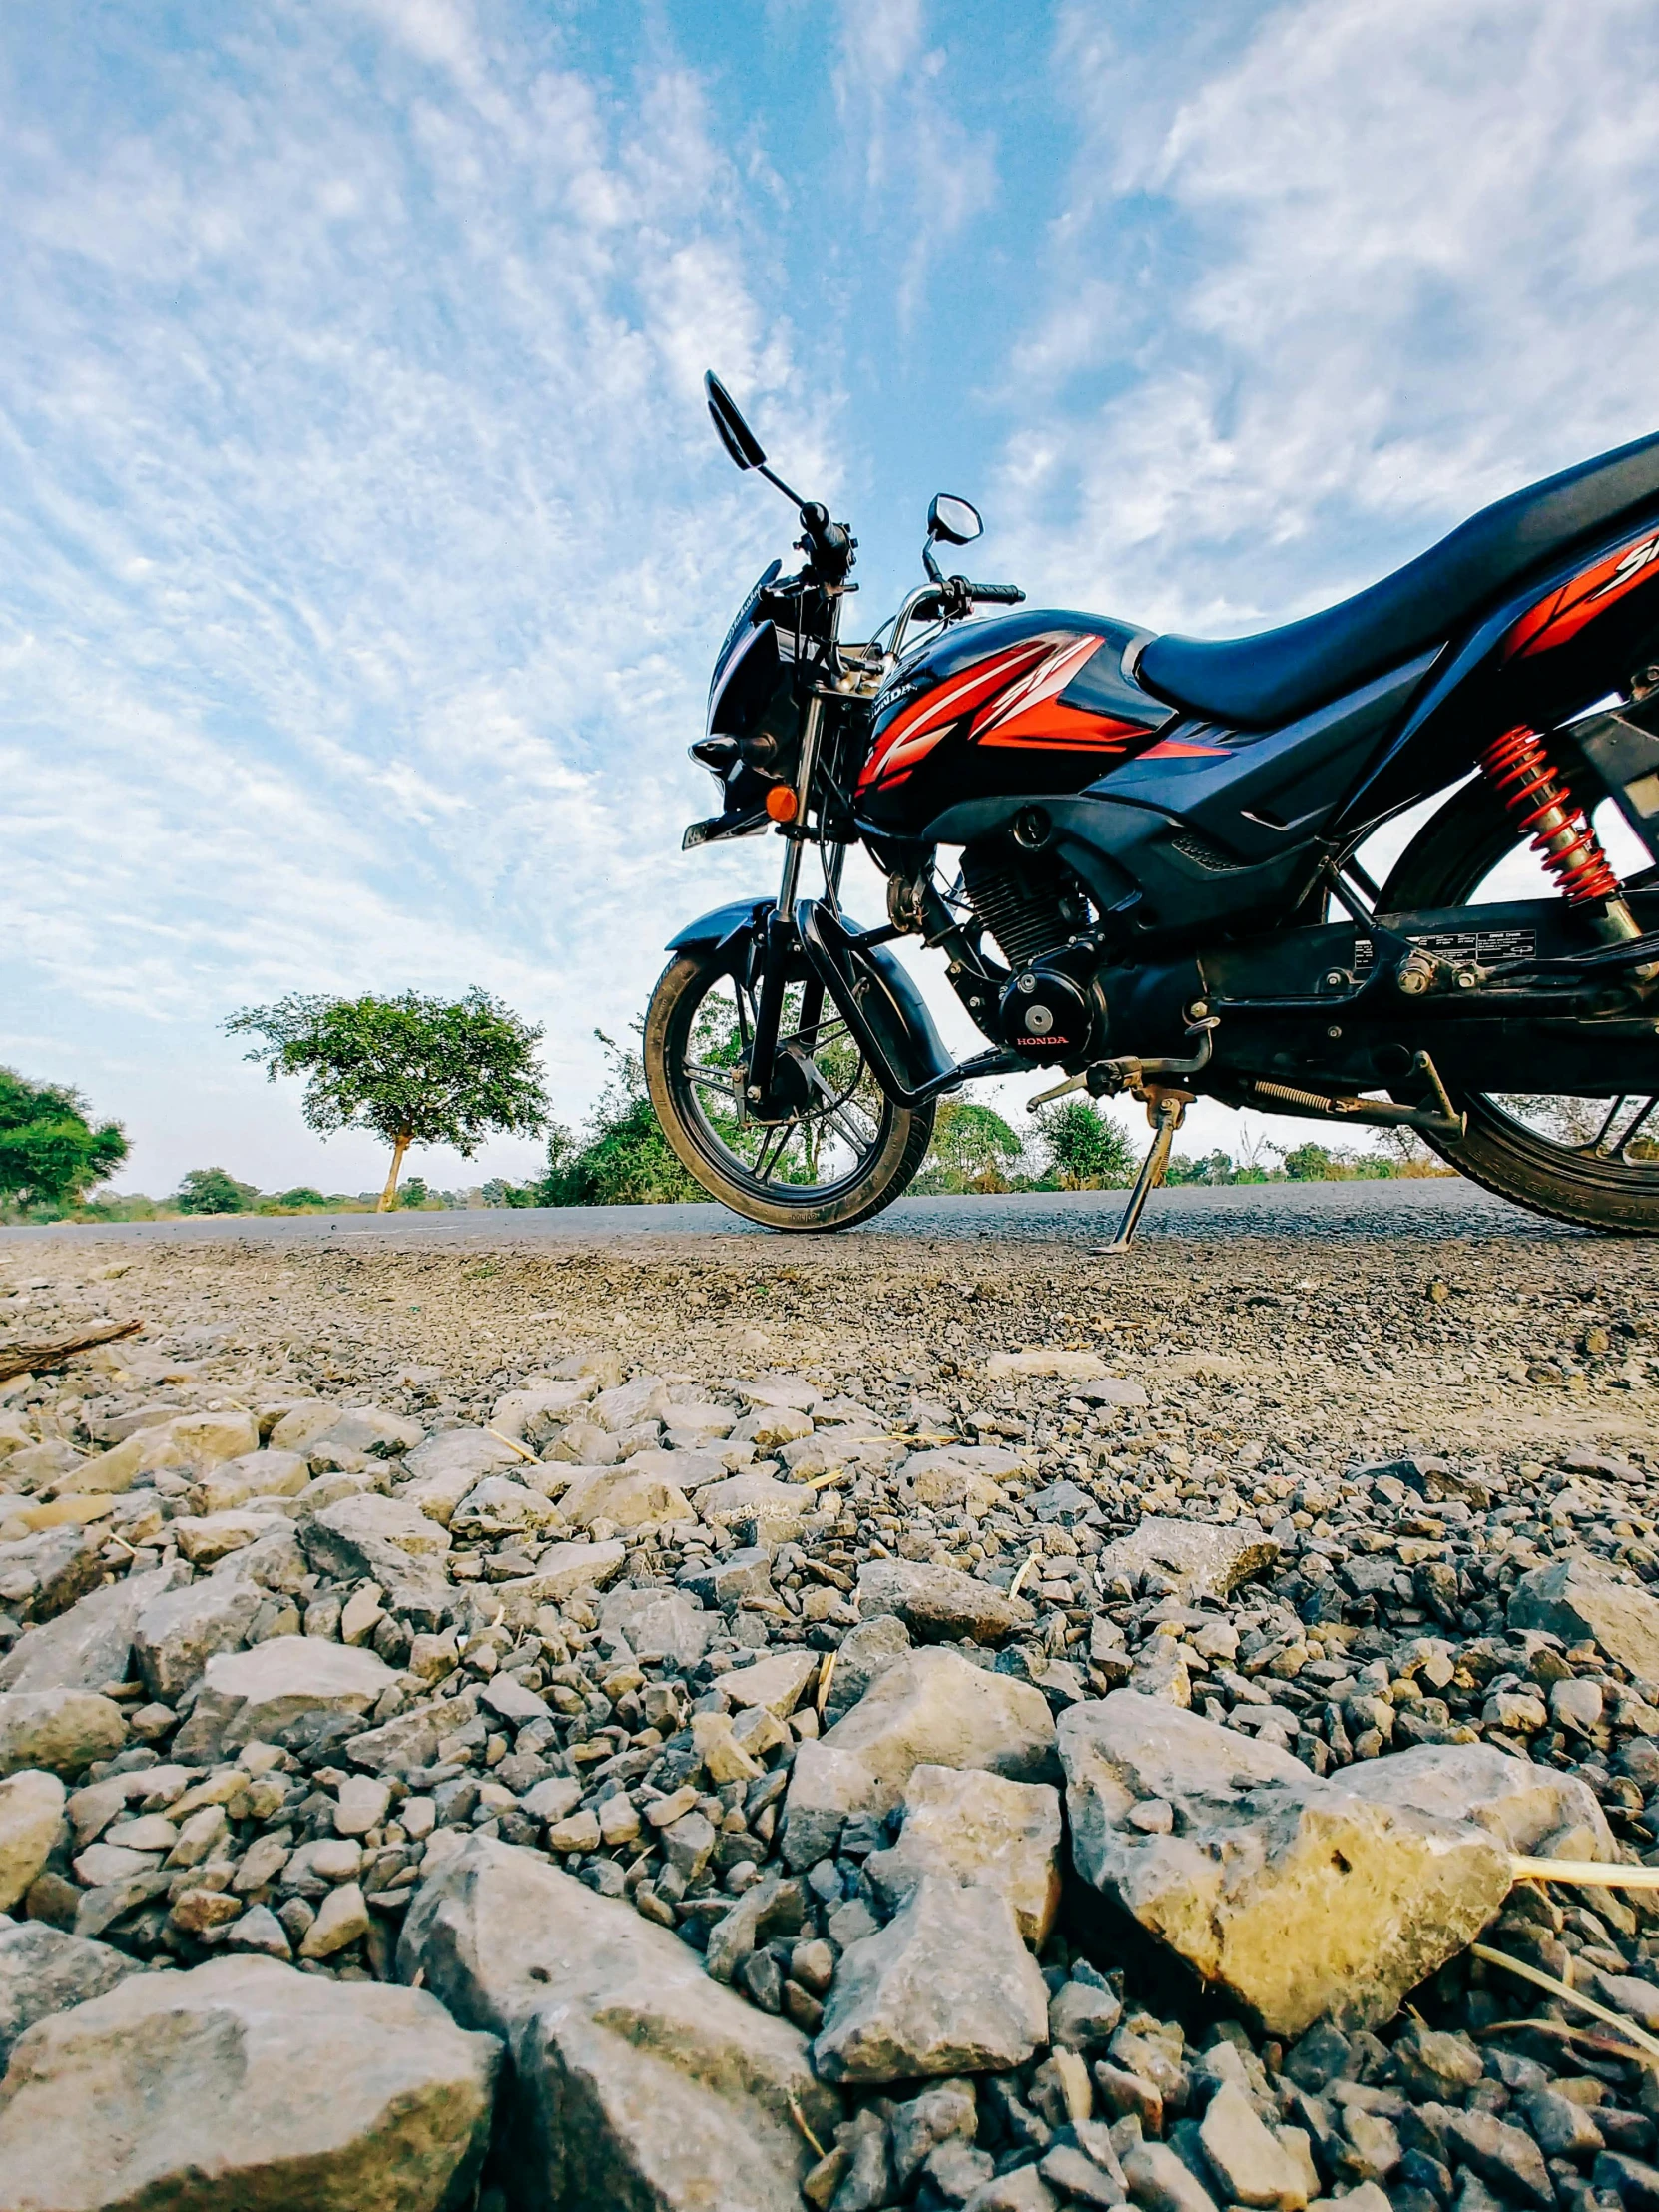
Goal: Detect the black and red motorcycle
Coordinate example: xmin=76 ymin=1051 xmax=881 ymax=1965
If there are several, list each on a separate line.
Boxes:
xmin=644 ymin=372 xmax=1659 ymax=1239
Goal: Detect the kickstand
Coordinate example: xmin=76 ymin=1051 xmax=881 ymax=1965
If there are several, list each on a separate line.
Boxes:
xmin=1092 ymin=1090 xmax=1188 ymax=1255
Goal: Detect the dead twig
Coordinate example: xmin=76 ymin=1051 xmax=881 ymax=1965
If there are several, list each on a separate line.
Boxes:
xmin=0 ymin=1317 xmax=141 ymax=1386
xmin=1475 ymin=2015 xmax=1656 ymax=2068
xmin=787 ymin=2091 xmax=826 ymax=2162
xmin=1470 ymin=1942 xmax=1659 ymax=2069
xmin=1510 ymin=1854 xmax=1659 ymax=1891
xmin=484 ymin=1426 xmax=538 ymax=1464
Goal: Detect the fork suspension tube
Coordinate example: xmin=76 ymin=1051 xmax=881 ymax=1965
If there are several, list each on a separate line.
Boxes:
xmin=777 ymin=691 xmax=827 ymax=924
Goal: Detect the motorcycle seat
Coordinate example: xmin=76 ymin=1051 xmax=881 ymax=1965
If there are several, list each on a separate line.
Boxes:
xmin=1138 ymin=428 xmax=1659 ymax=730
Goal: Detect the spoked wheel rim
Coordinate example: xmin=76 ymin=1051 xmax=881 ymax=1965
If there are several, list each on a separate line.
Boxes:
xmin=1379 ymin=775 xmax=1659 ymax=1208
xmin=663 ymin=957 xmax=900 ymax=1207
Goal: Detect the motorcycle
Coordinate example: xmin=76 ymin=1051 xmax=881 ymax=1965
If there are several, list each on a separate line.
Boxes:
xmin=644 ymin=371 xmax=1659 ymax=1240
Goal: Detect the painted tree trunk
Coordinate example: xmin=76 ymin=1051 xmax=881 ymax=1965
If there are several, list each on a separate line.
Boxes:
xmin=376 ymin=1134 xmax=412 ymax=1213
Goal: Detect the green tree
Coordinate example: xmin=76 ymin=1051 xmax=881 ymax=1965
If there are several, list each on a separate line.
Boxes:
xmin=538 ymin=1033 xmax=701 ymax=1206
xmin=1032 ymin=1098 xmax=1136 ymax=1189
xmin=0 ymin=1068 xmax=129 ymax=1213
xmin=916 ymin=1099 xmax=1025 ymax=1193
xmin=226 ymin=989 xmax=548 ymax=1211
xmin=176 ymin=1166 xmax=259 ymax=1215
xmin=276 ymin=1186 xmax=327 ymax=1208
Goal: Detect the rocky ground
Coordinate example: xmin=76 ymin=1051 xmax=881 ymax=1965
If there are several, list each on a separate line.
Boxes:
xmin=0 ymin=1223 xmax=1656 ymax=2212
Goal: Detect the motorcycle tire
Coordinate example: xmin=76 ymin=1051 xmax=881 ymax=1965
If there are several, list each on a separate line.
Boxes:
xmin=643 ymin=949 xmax=936 ymax=1232
xmin=1378 ymin=774 xmax=1659 ymax=1235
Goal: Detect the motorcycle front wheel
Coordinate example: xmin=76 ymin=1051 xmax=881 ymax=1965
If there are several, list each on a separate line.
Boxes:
xmin=1379 ymin=774 xmax=1659 ymax=1235
xmin=643 ymin=948 xmax=936 ymax=1231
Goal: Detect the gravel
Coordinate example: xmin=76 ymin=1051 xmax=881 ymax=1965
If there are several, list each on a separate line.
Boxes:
xmin=0 ymin=1221 xmax=1656 ymax=2210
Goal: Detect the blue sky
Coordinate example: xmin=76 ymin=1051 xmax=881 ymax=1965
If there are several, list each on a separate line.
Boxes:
xmin=5 ymin=0 xmax=1659 ymax=1197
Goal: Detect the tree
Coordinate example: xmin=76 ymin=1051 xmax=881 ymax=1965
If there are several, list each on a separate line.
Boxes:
xmin=1032 ymin=1098 xmax=1136 ymax=1189
xmin=276 ymin=1186 xmax=326 ymax=1209
xmin=227 ymin=989 xmax=548 ymax=1211
xmin=0 ymin=1068 xmax=129 ymax=1213
xmin=916 ymin=1100 xmax=1025 ymax=1193
xmin=536 ymin=1033 xmax=701 ymax=1206
xmin=175 ymin=1167 xmax=258 ymax=1215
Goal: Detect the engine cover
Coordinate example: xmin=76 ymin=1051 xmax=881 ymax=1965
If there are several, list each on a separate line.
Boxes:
xmin=997 ymin=965 xmax=1096 ymax=1062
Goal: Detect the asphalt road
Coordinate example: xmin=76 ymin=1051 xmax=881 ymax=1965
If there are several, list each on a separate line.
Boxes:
xmin=0 ymin=1176 xmax=1580 ymax=1252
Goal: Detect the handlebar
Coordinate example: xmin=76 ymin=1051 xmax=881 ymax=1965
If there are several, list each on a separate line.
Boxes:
xmin=968 ymin=582 xmax=1025 ymax=605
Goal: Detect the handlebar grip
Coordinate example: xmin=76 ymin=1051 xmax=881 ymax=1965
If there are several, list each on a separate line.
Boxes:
xmin=970 ymin=583 xmax=1025 ymax=604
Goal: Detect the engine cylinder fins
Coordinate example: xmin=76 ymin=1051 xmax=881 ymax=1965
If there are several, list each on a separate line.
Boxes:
xmin=959 ymin=847 xmax=1083 ymax=971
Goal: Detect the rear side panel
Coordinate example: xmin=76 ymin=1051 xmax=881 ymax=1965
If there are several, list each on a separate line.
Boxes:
xmin=1339 ymin=509 xmax=1659 ymax=834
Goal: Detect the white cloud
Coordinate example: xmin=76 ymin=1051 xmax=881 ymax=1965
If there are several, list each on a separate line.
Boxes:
xmin=999 ymin=0 xmax=1659 ymax=635
xmin=0 ymin=6 xmax=812 ymax=1193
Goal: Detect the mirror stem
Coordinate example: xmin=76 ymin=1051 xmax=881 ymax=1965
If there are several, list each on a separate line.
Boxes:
xmin=757 ymin=462 xmax=808 ymax=508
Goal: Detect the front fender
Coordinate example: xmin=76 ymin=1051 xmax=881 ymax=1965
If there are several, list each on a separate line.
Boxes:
xmin=665 ymin=898 xmax=775 ymax=960
xmin=797 ymin=901 xmax=956 ymax=1106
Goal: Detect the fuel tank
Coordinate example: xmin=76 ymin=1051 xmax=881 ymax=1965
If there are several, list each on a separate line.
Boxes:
xmin=854 ymin=609 xmax=1176 ymax=834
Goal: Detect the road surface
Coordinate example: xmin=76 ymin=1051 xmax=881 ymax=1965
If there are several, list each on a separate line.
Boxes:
xmin=0 ymin=1177 xmax=1583 ymax=1252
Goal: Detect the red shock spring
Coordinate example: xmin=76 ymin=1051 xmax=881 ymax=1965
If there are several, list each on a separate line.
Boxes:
xmin=1476 ymin=725 xmax=1622 ymax=905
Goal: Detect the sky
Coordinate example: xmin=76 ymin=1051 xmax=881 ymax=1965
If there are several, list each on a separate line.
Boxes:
xmin=5 ymin=0 xmax=1659 ymax=1200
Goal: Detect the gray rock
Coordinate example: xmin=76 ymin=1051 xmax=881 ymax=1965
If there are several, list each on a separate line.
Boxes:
xmin=689 ymin=1471 xmax=805 ymax=1540
xmin=398 ymin=1835 xmax=839 ymax=2212
xmin=1426 ymin=2101 xmax=1553 ymax=2210
xmin=1095 ymin=1518 xmax=1278 ymax=1602
xmin=813 ymin=1874 xmax=1050 ymax=2082
xmin=1519 ymin=2085 xmax=1603 ymax=2159
xmin=784 ymin=1647 xmax=1056 ymax=1871
xmin=856 ymin=1558 xmax=1035 ymax=1644
xmin=491 ymin=1379 xmax=596 ymax=1443
xmin=703 ymin=1871 xmax=806 ymax=1985
xmin=1041 ymin=2143 xmax=1129 ymax=2208
xmin=597 ymin=1585 xmax=713 ymax=1668
xmin=1122 ymin=2137 xmax=1219 ymax=2212
xmin=559 ymin=1464 xmax=697 ymax=1530
xmin=865 ymin=1763 xmax=1063 ymax=1945
xmin=0 ymin=1921 xmax=139 ymax=2069
xmin=208 ymin=1517 xmax=307 ymax=1593
xmin=298 ymin=1496 xmax=454 ymax=1626
xmin=1048 ymin=1965 xmax=1124 ymax=2053
xmin=400 ymin=1426 xmax=521 ymax=1517
xmin=0 ymin=1564 xmax=178 ymax=1693
xmin=1343 ymin=1739 xmax=1615 ymax=1860
xmin=1198 ymin=2081 xmax=1308 ymax=2208
xmin=721 ymin=1647 xmax=821 ymax=1717
xmin=0 ymin=1767 xmax=66 ymax=1910
xmin=1058 ymin=1693 xmax=1512 ymax=2036
xmin=132 ymin=1575 xmax=265 ymax=1703
xmin=0 ymin=1527 xmax=102 ymax=1621
xmin=172 ymin=1635 xmax=396 ymax=1762
xmin=678 ymin=1544 xmax=776 ymax=1612
xmin=449 ymin=1474 xmax=564 ymax=1541
xmin=824 ymin=1614 xmax=913 ymax=1727
xmin=1508 ymin=1558 xmax=1659 ymax=1680
xmin=0 ymin=1688 xmax=127 ymax=1777
xmin=489 ymin=1538 xmax=628 ymax=1621
xmin=890 ymin=2078 xmax=978 ymax=2187
xmin=0 ymin=1952 xmax=498 ymax=2210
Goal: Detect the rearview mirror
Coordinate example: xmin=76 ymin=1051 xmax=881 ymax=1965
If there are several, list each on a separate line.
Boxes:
xmin=927 ymin=493 xmax=982 ymax=546
xmin=705 ymin=372 xmax=767 ymax=472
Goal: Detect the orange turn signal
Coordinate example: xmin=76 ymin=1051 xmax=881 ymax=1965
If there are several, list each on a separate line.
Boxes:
xmin=766 ymin=786 xmax=799 ymax=824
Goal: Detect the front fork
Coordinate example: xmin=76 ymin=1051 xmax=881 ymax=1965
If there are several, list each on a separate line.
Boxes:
xmin=748 ymin=692 xmax=830 ymax=1104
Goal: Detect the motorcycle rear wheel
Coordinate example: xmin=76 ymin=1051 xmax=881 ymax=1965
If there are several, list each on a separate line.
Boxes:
xmin=644 ymin=949 xmax=936 ymax=1231
xmin=1379 ymin=775 xmax=1659 ymax=1235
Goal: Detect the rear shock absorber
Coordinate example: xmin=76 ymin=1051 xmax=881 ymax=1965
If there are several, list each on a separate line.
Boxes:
xmin=1477 ymin=725 xmax=1640 ymax=942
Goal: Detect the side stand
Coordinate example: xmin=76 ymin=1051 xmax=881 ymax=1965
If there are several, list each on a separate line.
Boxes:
xmin=1092 ymin=1090 xmax=1188 ymax=1255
